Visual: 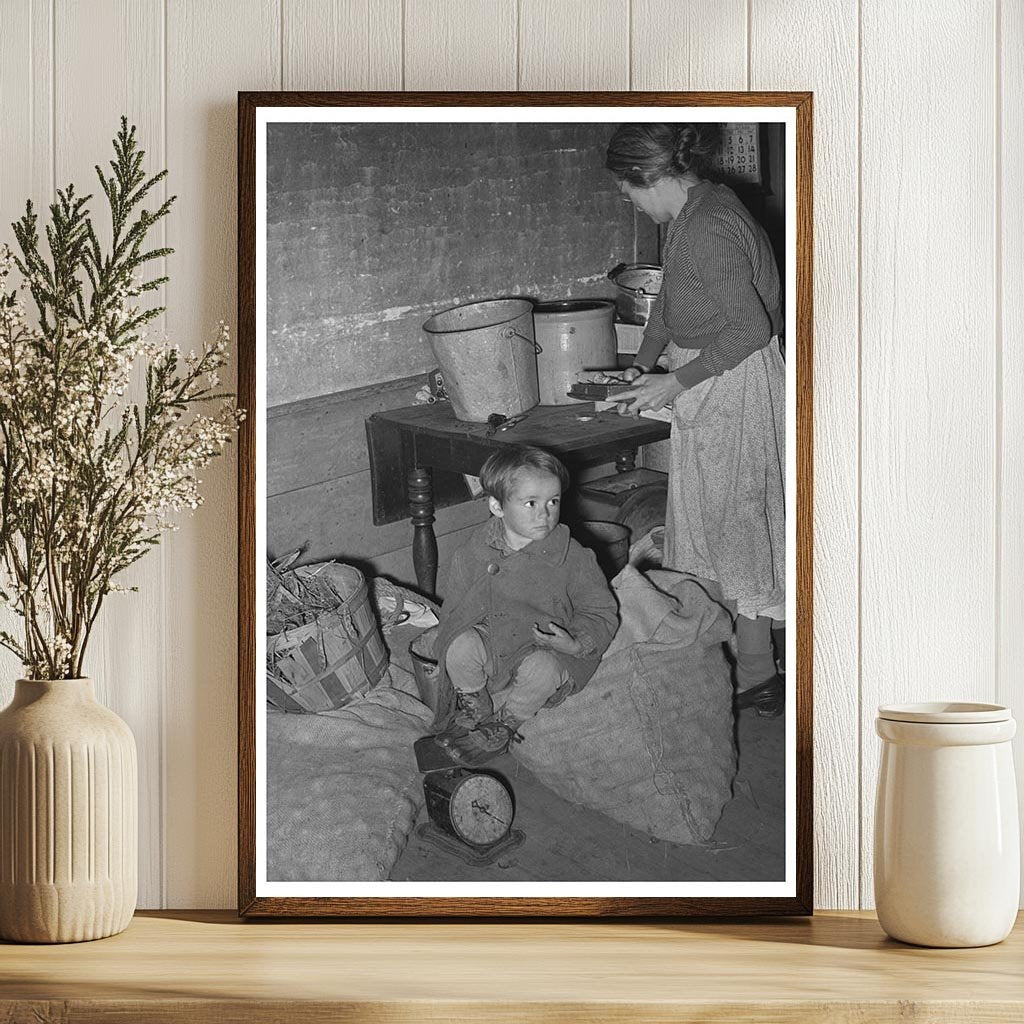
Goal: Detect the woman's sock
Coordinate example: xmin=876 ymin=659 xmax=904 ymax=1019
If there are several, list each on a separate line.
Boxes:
xmin=771 ymin=624 xmax=786 ymax=675
xmin=735 ymin=614 xmax=776 ymax=691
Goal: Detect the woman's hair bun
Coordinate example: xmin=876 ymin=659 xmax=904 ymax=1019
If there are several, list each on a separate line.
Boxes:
xmin=606 ymin=122 xmax=724 ymax=186
xmin=672 ymin=123 xmax=722 ymax=174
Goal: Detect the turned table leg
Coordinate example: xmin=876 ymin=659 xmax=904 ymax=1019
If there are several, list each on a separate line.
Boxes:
xmin=407 ymin=467 xmax=438 ymax=596
xmin=616 ymin=448 xmax=637 ymax=473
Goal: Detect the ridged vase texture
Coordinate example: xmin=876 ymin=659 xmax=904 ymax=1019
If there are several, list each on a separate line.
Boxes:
xmin=0 ymin=678 xmax=137 ymax=943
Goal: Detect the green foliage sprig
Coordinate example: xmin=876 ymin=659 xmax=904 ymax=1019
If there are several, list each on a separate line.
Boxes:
xmin=0 ymin=118 xmax=242 ymax=679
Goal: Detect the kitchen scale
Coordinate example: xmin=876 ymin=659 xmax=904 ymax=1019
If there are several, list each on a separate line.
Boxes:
xmin=418 ymin=766 xmax=525 ymax=866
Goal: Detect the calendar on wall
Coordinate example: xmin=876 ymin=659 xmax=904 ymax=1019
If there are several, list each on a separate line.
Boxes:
xmin=710 ymin=123 xmax=764 ymax=188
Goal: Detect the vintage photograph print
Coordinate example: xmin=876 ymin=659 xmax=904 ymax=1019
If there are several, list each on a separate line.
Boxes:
xmin=238 ymin=92 xmax=813 ymax=916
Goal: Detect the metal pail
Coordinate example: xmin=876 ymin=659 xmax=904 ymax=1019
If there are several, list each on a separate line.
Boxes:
xmin=423 ymin=298 xmax=540 ymax=422
xmin=576 ymin=520 xmax=632 ymax=580
xmin=607 ymin=263 xmax=664 ymax=325
xmin=409 ymin=626 xmax=454 ymax=730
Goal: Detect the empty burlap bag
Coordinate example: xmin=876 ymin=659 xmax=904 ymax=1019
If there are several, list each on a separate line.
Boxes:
xmin=514 ymin=565 xmax=737 ymax=846
xmin=267 ymin=678 xmax=433 ymax=881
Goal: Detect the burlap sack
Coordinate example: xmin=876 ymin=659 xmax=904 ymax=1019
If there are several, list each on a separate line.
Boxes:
xmin=514 ymin=565 xmax=737 ymax=846
xmin=267 ymin=680 xmax=432 ymax=881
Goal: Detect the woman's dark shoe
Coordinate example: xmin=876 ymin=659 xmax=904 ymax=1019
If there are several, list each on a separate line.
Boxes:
xmin=735 ymin=674 xmax=785 ymax=718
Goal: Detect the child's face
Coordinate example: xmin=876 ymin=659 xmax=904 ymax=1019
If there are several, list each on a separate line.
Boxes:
xmin=489 ymin=468 xmax=562 ymax=551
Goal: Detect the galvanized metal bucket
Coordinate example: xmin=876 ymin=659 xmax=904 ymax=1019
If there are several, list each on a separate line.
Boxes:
xmin=409 ymin=626 xmax=454 ymax=730
xmin=607 ymin=263 xmax=663 ymax=325
xmin=576 ymin=520 xmax=631 ymax=580
xmin=423 ymin=298 xmax=540 ymax=422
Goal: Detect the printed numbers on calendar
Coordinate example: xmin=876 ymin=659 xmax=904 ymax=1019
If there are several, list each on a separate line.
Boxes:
xmin=712 ymin=124 xmax=762 ymax=186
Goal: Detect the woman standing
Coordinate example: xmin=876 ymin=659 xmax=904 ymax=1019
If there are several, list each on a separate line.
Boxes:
xmin=607 ymin=123 xmax=786 ymax=717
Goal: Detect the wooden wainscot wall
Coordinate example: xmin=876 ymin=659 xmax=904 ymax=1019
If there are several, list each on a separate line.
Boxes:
xmin=267 ymin=373 xmax=491 ymax=599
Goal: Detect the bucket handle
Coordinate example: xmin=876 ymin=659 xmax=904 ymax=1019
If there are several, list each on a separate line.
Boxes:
xmin=614 ymin=279 xmax=656 ymax=299
xmin=500 ymin=325 xmax=542 ymax=354
xmin=608 ymin=262 xmax=643 ymax=295
xmin=608 ymin=262 xmax=659 ymax=298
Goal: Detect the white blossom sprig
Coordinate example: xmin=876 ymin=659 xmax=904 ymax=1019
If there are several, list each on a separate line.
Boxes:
xmin=0 ymin=119 xmax=242 ymax=680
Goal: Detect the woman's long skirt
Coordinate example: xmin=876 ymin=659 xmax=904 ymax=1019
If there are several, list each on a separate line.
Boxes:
xmin=663 ymin=339 xmax=786 ymax=620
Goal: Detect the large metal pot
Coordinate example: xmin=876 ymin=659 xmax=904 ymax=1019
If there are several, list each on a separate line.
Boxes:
xmin=608 ymin=263 xmax=663 ymax=325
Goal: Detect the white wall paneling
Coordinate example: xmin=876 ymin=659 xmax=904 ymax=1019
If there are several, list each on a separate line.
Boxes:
xmin=1001 ymin=0 xmax=1024 ymax=898
xmin=518 ymin=0 xmax=629 ymax=90
xmin=56 ymin=0 xmax=167 ymax=911
xmin=404 ymin=0 xmax=517 ymax=91
xmin=859 ymin=0 xmax=999 ymax=909
xmin=631 ymin=0 xmax=747 ymax=91
xmin=164 ymin=0 xmax=280 ymax=909
xmin=283 ymin=0 xmax=402 ymax=91
xmin=0 ymin=0 xmax=51 ymax=224
xmin=0 ymin=0 xmax=1018 ymax=909
xmin=0 ymin=1 xmax=53 ymax=693
xmin=751 ymin=0 xmax=860 ymax=909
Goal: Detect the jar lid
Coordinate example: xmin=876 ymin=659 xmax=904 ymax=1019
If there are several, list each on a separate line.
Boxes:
xmin=877 ymin=702 xmax=1011 ymax=724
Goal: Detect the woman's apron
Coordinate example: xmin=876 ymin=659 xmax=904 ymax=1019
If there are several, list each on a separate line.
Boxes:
xmin=662 ymin=339 xmax=786 ymax=621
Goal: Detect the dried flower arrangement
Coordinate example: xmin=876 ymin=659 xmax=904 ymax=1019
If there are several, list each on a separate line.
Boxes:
xmin=0 ymin=119 xmax=242 ymax=679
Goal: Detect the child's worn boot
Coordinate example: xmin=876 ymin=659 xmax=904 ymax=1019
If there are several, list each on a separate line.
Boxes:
xmin=414 ymin=718 xmax=517 ymax=771
xmin=442 ymin=705 xmax=525 ymax=767
xmin=493 ymin=705 xmax=525 ymax=732
xmin=443 ymin=718 xmax=519 ymax=767
xmin=413 ymin=701 xmax=527 ymax=772
xmin=452 ymin=687 xmax=493 ymax=729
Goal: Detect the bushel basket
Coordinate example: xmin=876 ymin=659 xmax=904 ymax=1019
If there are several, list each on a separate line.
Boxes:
xmin=267 ymin=562 xmax=389 ymax=713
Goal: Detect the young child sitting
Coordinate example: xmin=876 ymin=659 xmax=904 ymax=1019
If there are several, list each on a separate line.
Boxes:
xmin=421 ymin=445 xmax=619 ymax=768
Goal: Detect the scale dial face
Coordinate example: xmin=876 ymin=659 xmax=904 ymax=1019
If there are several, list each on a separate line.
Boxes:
xmin=449 ymin=773 xmax=514 ymax=846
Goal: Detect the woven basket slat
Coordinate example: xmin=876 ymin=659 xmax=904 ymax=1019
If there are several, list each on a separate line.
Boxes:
xmin=267 ymin=562 xmax=389 ymax=713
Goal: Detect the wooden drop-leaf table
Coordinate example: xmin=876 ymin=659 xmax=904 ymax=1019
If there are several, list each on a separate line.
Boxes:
xmin=365 ymin=402 xmax=670 ymax=594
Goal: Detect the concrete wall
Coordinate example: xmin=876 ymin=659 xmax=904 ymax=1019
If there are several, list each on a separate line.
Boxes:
xmin=266 ymin=122 xmax=644 ymax=405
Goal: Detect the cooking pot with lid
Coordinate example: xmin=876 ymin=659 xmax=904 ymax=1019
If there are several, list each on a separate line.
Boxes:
xmin=607 ymin=262 xmax=663 ymax=325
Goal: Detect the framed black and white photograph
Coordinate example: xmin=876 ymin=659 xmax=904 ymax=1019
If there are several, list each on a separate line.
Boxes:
xmin=237 ymin=91 xmax=813 ymax=917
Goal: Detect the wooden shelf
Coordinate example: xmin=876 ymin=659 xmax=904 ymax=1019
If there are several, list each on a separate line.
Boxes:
xmin=2 ymin=910 xmax=1023 ymax=1021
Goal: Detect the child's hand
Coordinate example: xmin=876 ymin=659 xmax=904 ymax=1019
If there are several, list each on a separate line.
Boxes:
xmin=532 ymin=621 xmax=582 ymax=656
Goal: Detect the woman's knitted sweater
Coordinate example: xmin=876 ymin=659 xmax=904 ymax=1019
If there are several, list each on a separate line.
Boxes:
xmin=633 ymin=180 xmax=783 ymax=389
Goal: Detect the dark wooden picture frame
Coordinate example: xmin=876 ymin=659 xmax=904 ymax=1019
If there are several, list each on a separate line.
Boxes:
xmin=238 ymin=91 xmax=813 ymax=917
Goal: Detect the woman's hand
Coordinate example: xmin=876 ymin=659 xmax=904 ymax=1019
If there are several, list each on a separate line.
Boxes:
xmin=616 ymin=372 xmax=684 ymax=417
xmin=532 ymin=621 xmax=583 ymax=656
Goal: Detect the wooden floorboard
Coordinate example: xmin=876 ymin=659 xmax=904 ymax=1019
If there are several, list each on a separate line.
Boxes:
xmin=391 ymin=708 xmax=785 ymax=883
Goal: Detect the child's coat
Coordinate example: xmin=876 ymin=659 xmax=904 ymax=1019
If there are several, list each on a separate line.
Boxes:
xmin=435 ymin=519 xmax=618 ymax=697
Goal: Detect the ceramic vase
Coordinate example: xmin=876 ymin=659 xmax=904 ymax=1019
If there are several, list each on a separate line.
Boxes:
xmin=874 ymin=702 xmax=1019 ymax=948
xmin=0 ymin=678 xmax=137 ymax=943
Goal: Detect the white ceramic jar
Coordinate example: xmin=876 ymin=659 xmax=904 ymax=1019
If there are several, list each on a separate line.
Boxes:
xmin=874 ymin=702 xmax=1019 ymax=947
